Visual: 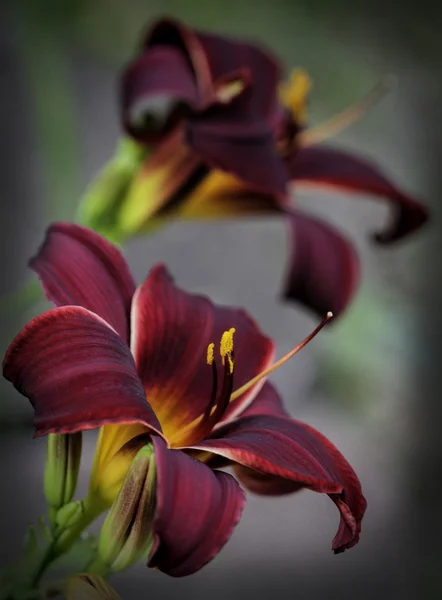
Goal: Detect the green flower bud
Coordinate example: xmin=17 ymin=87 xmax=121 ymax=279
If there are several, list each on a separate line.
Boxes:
xmin=55 ymin=499 xmax=84 ymax=529
xmin=77 ymin=137 xmax=150 ymax=243
xmin=65 ymin=574 xmax=122 ymax=600
xmin=43 ymin=432 xmax=82 ymax=510
xmin=98 ymin=444 xmax=156 ymax=572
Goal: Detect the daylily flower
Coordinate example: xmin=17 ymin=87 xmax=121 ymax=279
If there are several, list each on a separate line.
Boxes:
xmin=87 ymin=16 xmax=428 ymax=319
xmin=3 ymin=224 xmax=366 ymax=577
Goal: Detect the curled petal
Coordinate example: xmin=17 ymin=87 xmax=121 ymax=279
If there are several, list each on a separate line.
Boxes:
xmin=282 ymin=211 xmax=360 ymax=318
xmin=144 ymin=18 xmax=214 ymax=102
xmin=2 ymin=306 xmax=162 ymax=437
xmin=121 ymin=46 xmax=199 ymax=142
xmin=232 ymin=383 xmax=301 ymax=495
xmin=148 ymin=436 xmax=246 ymax=577
xmin=190 ymin=406 xmax=366 ymax=552
xmin=131 ymin=265 xmax=274 ymax=444
xmin=233 ymin=465 xmax=303 ymax=496
xmin=29 ymin=223 xmax=135 ymax=342
xmin=289 ymin=145 xmax=428 ymax=242
xmin=187 ymin=117 xmax=289 ymax=195
xmin=144 ymin=18 xmax=282 ymax=106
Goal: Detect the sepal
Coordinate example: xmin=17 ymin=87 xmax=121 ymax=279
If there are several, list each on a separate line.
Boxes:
xmin=98 ymin=444 xmax=156 ymax=572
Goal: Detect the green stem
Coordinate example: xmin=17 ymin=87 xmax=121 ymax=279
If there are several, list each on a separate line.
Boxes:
xmin=52 ymin=498 xmax=106 ymax=558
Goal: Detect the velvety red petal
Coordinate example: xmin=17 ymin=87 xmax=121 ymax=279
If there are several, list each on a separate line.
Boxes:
xmin=144 ymin=18 xmax=214 ymax=102
xmin=231 ymin=383 xmax=301 ymax=495
xmin=237 ymin=380 xmax=290 ymax=419
xmin=187 ymin=116 xmax=289 ymax=196
xmin=282 ymin=211 xmax=360 ymax=319
xmin=189 ymin=411 xmax=366 ymax=553
xmin=2 ymin=306 xmax=162 ymax=437
xmin=29 ymin=223 xmax=135 ymax=342
xmin=289 ymin=145 xmax=428 ymax=242
xmin=121 ymin=46 xmax=200 ymax=142
xmin=186 ymin=26 xmax=285 ymax=194
xmin=130 ymin=265 xmax=275 ymax=444
xmin=144 ymin=18 xmax=282 ymax=107
xmin=139 ymin=18 xmax=287 ymax=194
xmin=148 ymin=436 xmax=246 ymax=577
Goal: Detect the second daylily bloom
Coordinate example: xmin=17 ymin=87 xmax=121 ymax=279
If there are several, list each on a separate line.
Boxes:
xmin=81 ymin=17 xmax=428 ymax=319
xmin=3 ymin=224 xmax=366 ymax=577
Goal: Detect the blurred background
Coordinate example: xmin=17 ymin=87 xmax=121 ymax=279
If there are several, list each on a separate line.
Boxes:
xmin=0 ymin=0 xmax=440 ymax=598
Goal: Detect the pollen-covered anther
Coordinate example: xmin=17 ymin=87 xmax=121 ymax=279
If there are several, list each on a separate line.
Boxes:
xmin=279 ymin=68 xmax=312 ymax=124
xmin=220 ymin=328 xmax=236 ymax=373
xmin=206 ymin=343 xmax=215 ymax=366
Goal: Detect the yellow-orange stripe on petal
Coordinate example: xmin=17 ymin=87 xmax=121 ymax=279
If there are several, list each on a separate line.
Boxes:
xmin=88 ymin=422 xmax=150 ymax=506
xmin=171 ymin=169 xmax=281 ymax=220
xmin=118 ymin=128 xmax=204 ymax=234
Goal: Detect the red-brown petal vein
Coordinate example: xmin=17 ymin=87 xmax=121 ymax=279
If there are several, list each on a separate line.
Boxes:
xmin=2 ymin=306 xmax=162 ymax=437
xmin=289 ymin=145 xmax=428 ymax=243
xmin=29 ymin=223 xmax=136 ymax=342
xmin=148 ymin=436 xmax=246 ymax=577
xmin=189 ymin=408 xmax=366 ymax=552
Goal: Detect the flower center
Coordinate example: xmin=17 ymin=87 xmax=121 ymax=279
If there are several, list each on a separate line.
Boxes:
xmin=176 ymin=312 xmax=333 ymax=447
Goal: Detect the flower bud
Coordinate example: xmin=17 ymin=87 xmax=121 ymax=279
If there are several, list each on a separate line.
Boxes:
xmin=44 ymin=433 xmax=82 ymax=510
xmin=65 ymin=574 xmax=122 ymax=600
xmin=98 ymin=444 xmax=156 ymax=572
xmin=77 ymin=137 xmax=149 ymax=243
xmin=55 ymin=499 xmax=84 ymax=529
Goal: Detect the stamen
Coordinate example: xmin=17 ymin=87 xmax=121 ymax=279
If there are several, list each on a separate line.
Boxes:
xmin=210 ymin=350 xmax=235 ymax=424
xmin=279 ymin=69 xmax=312 ymax=124
xmin=190 ymin=330 xmax=236 ymax=444
xmin=206 ymin=342 xmax=215 ymax=366
xmin=216 ymin=80 xmax=246 ymax=104
xmin=230 ymin=312 xmax=333 ymax=402
xmin=220 ymin=328 xmax=236 ymax=371
xmin=298 ymin=76 xmax=395 ymax=146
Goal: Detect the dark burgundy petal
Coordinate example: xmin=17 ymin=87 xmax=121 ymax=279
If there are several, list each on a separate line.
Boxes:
xmin=148 ymin=436 xmax=246 ymax=577
xmin=2 ymin=306 xmax=162 ymax=437
xmin=121 ymin=46 xmax=199 ymax=141
xmin=185 ymin=29 xmax=285 ymax=194
xmin=144 ymin=18 xmax=214 ymax=101
xmin=289 ymin=145 xmax=428 ymax=243
xmin=194 ymin=29 xmax=281 ymax=118
xmin=145 ymin=18 xmax=282 ymax=106
xmin=233 ymin=465 xmax=303 ymax=496
xmin=131 ymin=265 xmax=274 ymax=444
xmin=187 ymin=116 xmax=289 ymax=196
xmin=232 ymin=383 xmax=304 ymax=495
xmin=237 ymin=380 xmax=290 ymax=419
xmin=190 ymin=410 xmax=366 ymax=552
xmin=141 ymin=18 xmax=287 ymax=194
xmin=282 ymin=211 xmax=360 ymax=318
xmin=29 ymin=223 xmax=135 ymax=342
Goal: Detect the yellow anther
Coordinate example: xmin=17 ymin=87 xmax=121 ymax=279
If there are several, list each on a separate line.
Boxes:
xmin=220 ymin=328 xmax=236 ymax=360
xmin=216 ymin=80 xmax=245 ymax=104
xmin=279 ymin=68 xmax=311 ymax=124
xmin=206 ymin=343 xmax=215 ymax=366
